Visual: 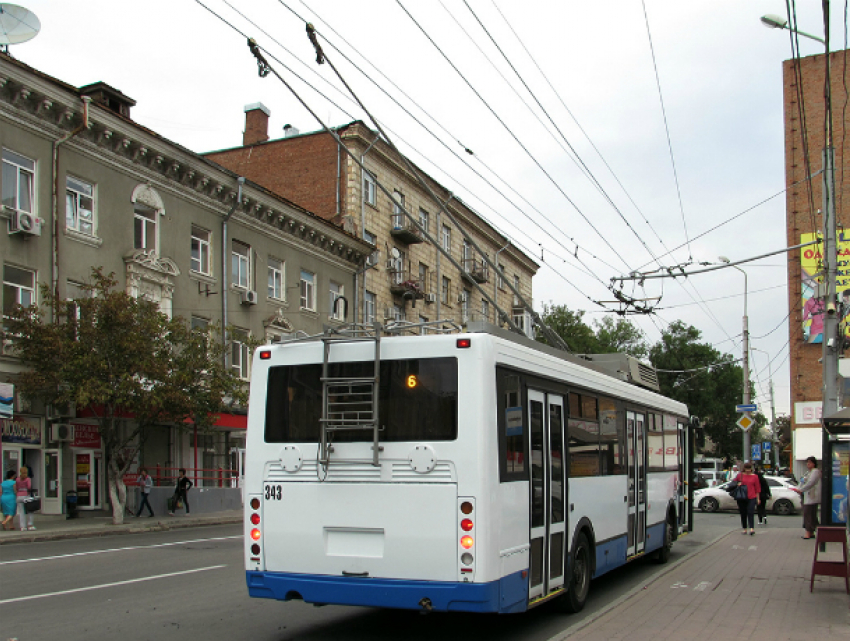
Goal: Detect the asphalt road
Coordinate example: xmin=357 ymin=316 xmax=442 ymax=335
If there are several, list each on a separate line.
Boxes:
xmin=0 ymin=512 xmax=800 ymax=641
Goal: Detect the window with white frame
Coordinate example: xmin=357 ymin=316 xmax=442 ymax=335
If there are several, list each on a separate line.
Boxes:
xmin=65 ymin=280 xmax=89 ymax=323
xmin=65 ymin=176 xmax=95 ymax=236
xmin=191 ymin=225 xmax=211 ymax=275
xmin=329 ymin=281 xmax=345 ymax=320
xmin=267 ymin=258 xmax=284 ymax=300
xmin=364 ymin=230 xmax=377 ymax=245
xmin=364 ymin=290 xmax=376 ymax=323
xmin=419 ymin=315 xmax=428 ymax=335
xmin=390 ymin=305 xmax=404 ymax=322
xmin=497 ymin=263 xmax=505 ymax=290
xmin=513 ymin=274 xmax=521 ymax=306
xmin=419 ymin=208 xmax=430 ymax=235
xmin=300 ymin=270 xmax=315 ymax=310
xmin=481 ymin=299 xmax=489 ymax=322
xmin=418 ymin=263 xmax=428 ymax=290
xmin=133 ymin=203 xmax=158 ymax=252
xmin=3 ymin=265 xmax=35 ymax=318
xmin=191 ymin=316 xmax=210 ymax=331
xmin=460 ymin=290 xmax=470 ymax=322
xmin=363 ymin=171 xmax=377 ymax=206
xmin=2 ymin=149 xmax=35 ymax=214
xmin=441 ymin=276 xmax=450 ymax=305
xmin=391 ymin=190 xmax=405 ymax=228
xmin=231 ymin=329 xmax=250 ymax=380
xmin=390 ymin=248 xmax=405 ymax=285
xmin=441 ymin=225 xmax=451 ymax=254
xmin=231 ymin=240 xmax=250 ymax=289
xmin=462 ymin=239 xmax=472 ymax=262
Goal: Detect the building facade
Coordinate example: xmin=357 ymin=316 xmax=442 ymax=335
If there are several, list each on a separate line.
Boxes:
xmin=0 ymin=54 xmax=371 ymax=513
xmin=204 ymin=109 xmax=539 ymax=334
xmin=783 ymin=49 xmax=850 ymax=474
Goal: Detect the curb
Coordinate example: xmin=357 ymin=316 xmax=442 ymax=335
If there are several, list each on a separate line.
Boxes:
xmin=0 ymin=516 xmax=243 ymax=546
xmin=545 ymin=529 xmax=735 ymax=641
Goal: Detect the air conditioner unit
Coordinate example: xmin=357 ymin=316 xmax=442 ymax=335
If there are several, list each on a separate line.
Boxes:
xmin=365 ymin=252 xmax=379 ymax=268
xmin=425 ymin=293 xmax=437 ymax=304
xmin=240 ymin=290 xmax=258 ymax=305
xmin=51 ymin=423 xmax=75 ymax=442
xmin=8 ymin=210 xmax=42 ymax=236
xmin=46 ymin=400 xmax=76 ymax=420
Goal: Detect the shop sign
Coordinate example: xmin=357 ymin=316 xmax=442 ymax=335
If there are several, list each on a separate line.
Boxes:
xmin=0 ymin=416 xmax=42 ymax=445
xmin=71 ymin=423 xmax=102 ymax=449
xmin=0 ymin=382 xmax=13 ymax=418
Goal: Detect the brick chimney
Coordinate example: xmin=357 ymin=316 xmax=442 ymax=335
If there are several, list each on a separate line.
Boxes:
xmin=243 ymin=103 xmax=270 ymax=146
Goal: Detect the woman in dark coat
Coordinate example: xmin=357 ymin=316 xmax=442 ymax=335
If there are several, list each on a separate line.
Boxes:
xmin=756 ymin=467 xmax=771 ymax=526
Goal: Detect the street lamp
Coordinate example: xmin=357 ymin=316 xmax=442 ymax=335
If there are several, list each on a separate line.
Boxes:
xmin=720 ymin=255 xmax=751 ymax=461
xmin=760 ymin=14 xmax=826 ymax=43
xmin=751 ymin=347 xmax=780 ymax=470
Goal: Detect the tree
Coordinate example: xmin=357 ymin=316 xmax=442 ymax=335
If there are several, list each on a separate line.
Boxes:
xmin=2 ymin=269 xmax=247 ymax=524
xmin=593 ymin=316 xmax=648 ymax=359
xmin=536 ymin=303 xmax=599 ymax=353
xmin=649 ymin=320 xmax=745 ymax=460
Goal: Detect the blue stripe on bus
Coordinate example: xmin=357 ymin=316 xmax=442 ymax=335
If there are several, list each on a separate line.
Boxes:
xmin=246 ymin=569 xmax=529 ymax=613
xmin=593 ymin=535 xmax=627 ymax=577
xmin=644 ymin=521 xmax=666 ymax=554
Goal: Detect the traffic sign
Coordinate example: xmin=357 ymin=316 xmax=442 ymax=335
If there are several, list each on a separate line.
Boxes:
xmin=736 ymin=415 xmax=755 ymax=431
xmin=762 ymin=442 xmax=772 ymax=452
xmin=752 ymin=443 xmax=761 ymax=461
xmin=736 ymin=404 xmax=758 ymax=413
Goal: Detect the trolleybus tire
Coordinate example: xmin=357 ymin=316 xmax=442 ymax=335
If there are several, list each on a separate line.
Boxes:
xmin=654 ymin=517 xmax=674 ymax=564
xmin=559 ymin=531 xmax=591 ymax=613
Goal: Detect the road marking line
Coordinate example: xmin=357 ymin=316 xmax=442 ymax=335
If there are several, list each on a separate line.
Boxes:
xmin=748 ymin=545 xmax=758 ymax=551
xmin=0 ymin=535 xmax=242 ymax=566
xmin=694 ymin=581 xmax=711 ymax=591
xmin=0 ymin=565 xmax=227 ymax=604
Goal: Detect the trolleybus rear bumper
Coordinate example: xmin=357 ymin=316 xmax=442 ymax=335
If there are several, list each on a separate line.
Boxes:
xmin=246 ymin=570 xmax=528 ymax=613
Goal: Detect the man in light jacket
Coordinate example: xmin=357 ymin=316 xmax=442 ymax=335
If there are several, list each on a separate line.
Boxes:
xmin=792 ymin=456 xmax=820 ymax=539
xmin=135 ymin=468 xmax=154 ymax=518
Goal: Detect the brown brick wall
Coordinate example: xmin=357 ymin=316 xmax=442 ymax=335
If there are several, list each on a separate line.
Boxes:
xmin=206 ymin=133 xmax=341 ymax=222
xmin=783 ymin=50 xmax=850 ymax=429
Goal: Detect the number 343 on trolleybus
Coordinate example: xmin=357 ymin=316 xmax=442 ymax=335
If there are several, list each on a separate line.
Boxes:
xmin=243 ymin=321 xmax=690 ymax=614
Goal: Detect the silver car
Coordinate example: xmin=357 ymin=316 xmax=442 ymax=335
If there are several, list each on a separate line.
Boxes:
xmin=695 ymin=476 xmax=802 ymax=515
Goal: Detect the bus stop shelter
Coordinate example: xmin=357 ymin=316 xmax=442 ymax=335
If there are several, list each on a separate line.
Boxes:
xmin=820 ymin=408 xmax=850 ymax=528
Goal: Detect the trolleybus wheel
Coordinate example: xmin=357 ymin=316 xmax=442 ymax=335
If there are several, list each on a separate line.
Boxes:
xmin=654 ymin=516 xmax=674 ymax=564
xmin=559 ymin=532 xmax=591 ymax=613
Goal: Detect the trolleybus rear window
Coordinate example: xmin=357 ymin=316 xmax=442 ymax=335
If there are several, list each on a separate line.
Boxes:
xmin=264 ymin=357 xmax=458 ymax=443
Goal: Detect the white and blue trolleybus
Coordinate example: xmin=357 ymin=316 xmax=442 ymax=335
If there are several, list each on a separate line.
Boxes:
xmin=244 ymin=322 xmax=690 ymax=614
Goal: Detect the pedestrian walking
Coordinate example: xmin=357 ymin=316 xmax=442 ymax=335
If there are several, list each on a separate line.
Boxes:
xmin=169 ymin=469 xmax=193 ymax=516
xmin=1 ymin=470 xmax=17 ymax=530
xmin=135 ymin=468 xmax=154 ymax=518
xmin=756 ymin=466 xmax=771 ymax=526
xmin=14 ymin=465 xmax=35 ymax=531
xmin=792 ymin=456 xmax=821 ymax=539
xmin=733 ymin=462 xmax=761 ymax=535
xmin=726 ymin=464 xmax=739 ymax=482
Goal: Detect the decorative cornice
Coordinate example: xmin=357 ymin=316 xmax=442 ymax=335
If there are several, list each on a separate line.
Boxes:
xmin=123 ymin=249 xmax=181 ymax=277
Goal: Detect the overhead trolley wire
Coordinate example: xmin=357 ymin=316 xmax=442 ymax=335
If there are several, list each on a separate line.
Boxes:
xmin=395 ymin=0 xmax=635 ymax=274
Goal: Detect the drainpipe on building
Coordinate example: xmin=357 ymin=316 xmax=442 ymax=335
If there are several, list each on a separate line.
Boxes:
xmin=51 ymin=95 xmax=91 ymax=322
xmin=494 ymin=240 xmax=510 ymax=325
xmin=222 ymin=177 xmax=245 ymax=368
xmin=356 ymin=134 xmax=380 ymax=323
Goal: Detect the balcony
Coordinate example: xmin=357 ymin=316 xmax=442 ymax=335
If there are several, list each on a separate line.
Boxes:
xmin=461 ymin=258 xmax=489 ymax=284
xmin=389 ymin=214 xmax=424 ymax=245
xmin=388 ymin=270 xmax=426 ymax=299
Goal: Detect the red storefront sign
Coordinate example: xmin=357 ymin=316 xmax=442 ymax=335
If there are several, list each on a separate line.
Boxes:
xmin=71 ymin=423 xmax=102 ymax=449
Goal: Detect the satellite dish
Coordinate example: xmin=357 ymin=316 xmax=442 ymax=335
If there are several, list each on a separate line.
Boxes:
xmin=390 ymin=247 xmax=400 ymax=260
xmin=0 ymin=4 xmax=41 ymax=46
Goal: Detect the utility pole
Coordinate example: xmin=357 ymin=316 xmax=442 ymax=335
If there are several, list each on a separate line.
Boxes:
xmin=822 ymin=145 xmax=839 ymax=421
xmin=742 ymin=301 xmax=751 ymax=461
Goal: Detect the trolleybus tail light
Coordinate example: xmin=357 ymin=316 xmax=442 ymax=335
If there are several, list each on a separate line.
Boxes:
xmin=460 ymin=501 xmax=473 ymax=515
xmin=251 ymin=528 xmax=261 ymax=541
xmin=456 ymin=338 xmax=471 ymax=349
xmin=259 ymin=350 xmax=272 ymax=360
xmin=460 ymin=535 xmax=474 ymax=549
xmin=250 ymin=497 xmax=260 ymax=510
xmin=460 ymin=518 xmax=473 ymax=532
xmin=250 ymin=513 xmax=261 ymax=525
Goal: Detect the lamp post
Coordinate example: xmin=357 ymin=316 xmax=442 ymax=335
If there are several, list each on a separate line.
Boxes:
xmin=761 ymin=13 xmax=840 ymax=436
xmin=752 ymin=347 xmax=779 ymax=470
xmin=720 ymin=256 xmax=751 ymax=460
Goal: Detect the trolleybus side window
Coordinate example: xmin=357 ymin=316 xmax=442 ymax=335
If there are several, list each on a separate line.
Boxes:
xmin=497 ymin=368 xmax=527 ymax=481
xmin=647 ymin=413 xmax=665 ymax=472
xmin=568 ymin=392 xmax=601 ymax=478
xmin=663 ymin=414 xmax=679 ymax=470
xmin=599 ymin=396 xmax=625 ymax=475
xmin=264 ymin=357 xmax=458 ymax=443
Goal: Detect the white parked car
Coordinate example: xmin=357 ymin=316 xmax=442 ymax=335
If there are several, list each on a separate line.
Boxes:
xmin=694 ymin=476 xmax=802 ymax=515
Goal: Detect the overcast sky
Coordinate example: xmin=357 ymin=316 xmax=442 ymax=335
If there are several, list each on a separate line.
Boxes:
xmin=7 ymin=1 xmax=848 ymax=417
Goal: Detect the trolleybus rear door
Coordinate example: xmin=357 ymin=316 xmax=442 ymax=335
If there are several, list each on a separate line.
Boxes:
xmin=626 ymin=411 xmax=647 ymax=557
xmin=528 ymin=390 xmax=567 ymax=601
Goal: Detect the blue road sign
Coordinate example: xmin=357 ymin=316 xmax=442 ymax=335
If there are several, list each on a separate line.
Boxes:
xmin=762 ymin=442 xmax=772 ymax=452
xmin=736 ymin=404 xmax=758 ymax=413
xmin=752 ymin=443 xmax=762 ymax=461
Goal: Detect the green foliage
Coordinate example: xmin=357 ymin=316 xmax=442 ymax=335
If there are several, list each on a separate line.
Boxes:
xmin=1 ymin=268 xmax=248 ymax=523
xmin=649 ymin=320 xmax=745 ymax=460
xmin=536 ymin=303 xmax=647 ymax=357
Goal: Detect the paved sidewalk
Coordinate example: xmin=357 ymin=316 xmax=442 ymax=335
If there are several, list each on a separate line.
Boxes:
xmin=0 ymin=508 xmax=243 ymax=545
xmin=553 ymin=526 xmax=850 ymax=641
